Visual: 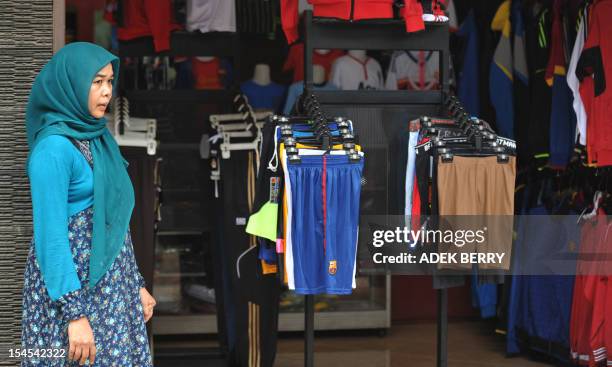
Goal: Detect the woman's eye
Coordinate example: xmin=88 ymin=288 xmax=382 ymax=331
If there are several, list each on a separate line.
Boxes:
xmin=108 ymin=79 xmax=114 ymax=84
xmin=94 ymin=80 xmax=102 ymax=84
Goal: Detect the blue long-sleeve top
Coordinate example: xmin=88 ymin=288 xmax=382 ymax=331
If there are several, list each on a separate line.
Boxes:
xmin=28 ymin=135 xmax=94 ymax=302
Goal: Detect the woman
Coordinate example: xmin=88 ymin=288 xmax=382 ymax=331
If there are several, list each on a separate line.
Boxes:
xmin=21 ymin=42 xmax=156 ymax=366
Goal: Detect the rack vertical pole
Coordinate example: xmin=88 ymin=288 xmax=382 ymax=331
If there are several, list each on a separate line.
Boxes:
xmin=303 ymin=11 xmax=316 ymax=367
xmin=437 ymin=289 xmax=448 ymax=367
xmin=437 ymin=45 xmax=450 ymax=367
xmin=305 ymin=295 xmax=315 ymax=367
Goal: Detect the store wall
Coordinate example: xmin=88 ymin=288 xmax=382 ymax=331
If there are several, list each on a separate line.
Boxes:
xmin=0 ymin=0 xmax=54 ymax=362
xmin=392 ymin=276 xmax=478 ymax=322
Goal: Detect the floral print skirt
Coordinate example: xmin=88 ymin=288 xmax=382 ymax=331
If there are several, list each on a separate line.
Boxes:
xmin=21 ymin=207 xmax=153 ymax=366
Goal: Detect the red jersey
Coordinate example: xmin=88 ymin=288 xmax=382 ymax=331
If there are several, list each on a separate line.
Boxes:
xmin=192 ymin=57 xmax=224 ymax=90
xmin=571 ymin=213 xmax=609 ymax=366
xmin=116 ymin=0 xmax=181 ymax=52
xmin=577 ymin=0 xmax=612 ymax=166
xmin=283 ymin=43 xmax=344 ymax=82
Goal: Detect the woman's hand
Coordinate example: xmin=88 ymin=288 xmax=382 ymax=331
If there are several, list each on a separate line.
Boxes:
xmin=140 ymin=287 xmax=156 ymax=323
xmin=67 ymin=317 xmax=96 ymax=365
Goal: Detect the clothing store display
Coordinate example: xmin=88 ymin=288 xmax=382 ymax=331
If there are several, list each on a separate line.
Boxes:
xmin=330 ymin=54 xmax=384 ymax=90
xmin=23 ymin=2 xmax=612 ymax=366
xmin=185 ymin=0 xmax=236 ymax=33
xmin=283 ymin=43 xmax=344 ymax=83
xmin=385 ymin=51 xmax=440 ymax=91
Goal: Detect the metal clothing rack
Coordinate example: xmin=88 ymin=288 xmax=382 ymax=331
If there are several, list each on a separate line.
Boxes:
xmin=302 ymin=10 xmax=451 ymax=367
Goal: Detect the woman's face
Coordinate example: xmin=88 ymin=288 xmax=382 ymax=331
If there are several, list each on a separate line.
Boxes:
xmin=88 ymin=63 xmax=114 ymax=119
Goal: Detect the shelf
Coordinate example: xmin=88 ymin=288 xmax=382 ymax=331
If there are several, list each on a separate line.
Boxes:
xmin=119 ymin=31 xmax=238 ymax=57
xmin=308 ymin=16 xmax=449 ymax=51
xmin=124 ymin=89 xmax=230 ymax=104
xmin=315 ymin=90 xmax=443 ymax=105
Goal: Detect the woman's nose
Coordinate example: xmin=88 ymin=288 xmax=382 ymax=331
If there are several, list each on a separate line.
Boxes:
xmin=101 ymin=84 xmax=112 ymax=97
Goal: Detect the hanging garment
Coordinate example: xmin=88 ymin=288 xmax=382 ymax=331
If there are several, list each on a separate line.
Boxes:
xmin=191 ymin=57 xmax=224 ymax=90
xmin=507 ymin=205 xmax=578 ymax=363
xmin=385 ymin=51 xmax=440 ymax=91
xmin=185 ymin=0 xmax=236 ymax=33
xmin=240 ymin=81 xmax=287 ymax=113
xmin=525 ymin=4 xmax=553 ymax=159
xmin=283 ymin=43 xmax=344 ymax=83
xmin=280 ymin=146 xmax=364 ymax=294
xmin=512 ymin=0 xmax=530 ymax=163
xmin=577 ymin=0 xmax=612 ymax=166
xmin=436 ymin=155 xmax=516 ymax=271
xmin=404 ymin=131 xmax=420 ymax=217
xmin=570 ymin=212 xmax=609 ymax=366
xmin=456 ymin=10 xmax=480 ymax=116
xmin=280 ymin=0 xmax=423 ymax=44
xmin=236 ymin=0 xmax=277 ymax=35
xmin=219 ymin=149 xmax=281 ymax=367
xmin=547 ymin=0 xmax=577 ymax=168
xmin=489 ymin=0 xmax=514 ymax=139
xmin=21 ymin=138 xmax=152 ymax=367
xmin=116 ymin=0 xmax=181 ymax=52
xmin=329 ymin=54 xmax=384 ymax=90
xmin=567 ymin=7 xmax=588 ymax=146
xmin=246 ymin=122 xmax=283 ymax=271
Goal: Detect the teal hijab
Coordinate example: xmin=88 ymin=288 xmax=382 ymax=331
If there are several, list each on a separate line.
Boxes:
xmin=26 ymin=42 xmax=135 ymax=289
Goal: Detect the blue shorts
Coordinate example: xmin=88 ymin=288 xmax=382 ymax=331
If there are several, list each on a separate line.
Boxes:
xmin=282 ymin=150 xmax=364 ymax=295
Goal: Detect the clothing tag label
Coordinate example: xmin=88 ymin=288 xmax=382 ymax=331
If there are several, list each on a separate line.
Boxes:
xmin=269 ymin=177 xmax=280 ymax=203
xmin=235 ymin=217 xmax=246 ymax=226
xmin=496 ymin=137 xmax=517 ymax=150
